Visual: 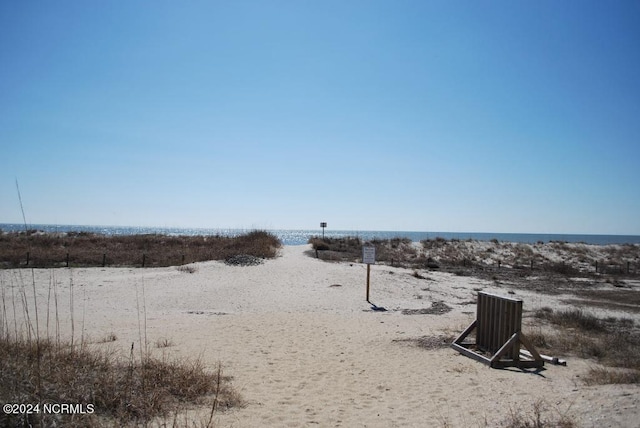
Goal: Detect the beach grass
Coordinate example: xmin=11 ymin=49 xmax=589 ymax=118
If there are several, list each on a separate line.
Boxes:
xmin=310 ymin=235 xmax=639 ymax=280
xmin=0 ymin=265 xmax=243 ymax=427
xmin=530 ymin=307 xmax=640 ymax=384
xmin=501 ymin=399 xmax=577 ymax=428
xmin=0 ymin=229 xmax=281 ymax=268
xmin=0 ymin=335 xmax=242 ymax=427
xmin=308 ymin=236 xmax=423 ymax=267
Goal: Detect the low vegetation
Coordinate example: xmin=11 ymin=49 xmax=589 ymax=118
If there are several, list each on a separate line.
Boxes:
xmin=0 ymin=230 xmax=281 ymax=268
xmin=501 ymin=399 xmax=576 ymax=428
xmin=310 ymin=236 xmax=639 ymax=299
xmin=528 ymin=307 xmax=640 ymax=385
xmin=308 ymin=236 xmax=362 ymax=261
xmin=310 ymin=235 xmax=639 ymax=274
xmin=0 ymin=336 xmax=241 ymax=427
xmin=308 ymin=236 xmax=425 ymax=267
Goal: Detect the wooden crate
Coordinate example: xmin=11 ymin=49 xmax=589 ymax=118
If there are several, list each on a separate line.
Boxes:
xmin=452 ymin=292 xmax=543 ymax=369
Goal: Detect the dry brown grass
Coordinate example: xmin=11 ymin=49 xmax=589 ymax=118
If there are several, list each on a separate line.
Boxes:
xmin=308 ymin=236 xmax=362 ymax=262
xmin=393 ymin=334 xmax=457 ymax=350
xmin=502 ymin=399 xmax=577 ymax=428
xmin=530 ymin=307 xmax=640 ymax=384
xmin=0 ymin=230 xmax=281 ymax=268
xmin=437 ymin=398 xmax=577 ymax=427
xmin=309 ymin=236 xmax=424 ymax=267
xmin=583 ymin=366 xmax=640 ymax=386
xmin=421 ymin=238 xmax=640 ymax=276
xmin=0 ymin=336 xmax=242 ymax=427
xmin=0 ymin=267 xmax=243 ymax=427
xmin=309 ymin=236 xmax=640 ymax=276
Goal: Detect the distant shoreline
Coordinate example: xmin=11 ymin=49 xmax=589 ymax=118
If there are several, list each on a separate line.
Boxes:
xmin=1 ymin=223 xmax=639 ymax=246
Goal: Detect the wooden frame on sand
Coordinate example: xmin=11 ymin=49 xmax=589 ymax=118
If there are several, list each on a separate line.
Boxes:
xmin=451 ymin=292 xmax=544 ymax=369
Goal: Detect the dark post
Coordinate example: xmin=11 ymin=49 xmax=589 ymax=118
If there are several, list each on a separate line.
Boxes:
xmin=320 ymin=222 xmax=327 ymax=239
xmin=182 ymin=254 xmax=185 ymax=265
xmin=26 ymin=252 xmax=30 ymax=266
xmin=366 ymin=263 xmax=371 ymax=302
xmin=595 ymin=261 xmax=598 ymax=273
xmin=66 ymin=253 xmax=70 ymax=268
xmin=102 ymin=254 xmax=106 ymax=267
xmin=530 ymin=259 xmax=533 ymax=270
xmin=498 ymin=260 xmax=501 ymax=269
xmin=142 ymin=254 xmax=146 ymax=268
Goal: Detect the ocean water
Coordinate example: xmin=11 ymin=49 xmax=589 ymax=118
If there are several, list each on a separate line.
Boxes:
xmin=1 ymin=223 xmax=639 ymax=246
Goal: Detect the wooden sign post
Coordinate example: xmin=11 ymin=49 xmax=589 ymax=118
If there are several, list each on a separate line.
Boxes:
xmin=320 ymin=222 xmax=327 ymax=239
xmin=362 ymin=245 xmax=376 ymax=302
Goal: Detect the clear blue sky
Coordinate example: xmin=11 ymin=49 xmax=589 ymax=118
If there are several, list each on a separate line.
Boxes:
xmin=1 ymin=1 xmax=639 ymax=234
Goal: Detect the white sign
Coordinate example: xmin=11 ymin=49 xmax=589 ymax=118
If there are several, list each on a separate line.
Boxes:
xmin=362 ymin=246 xmax=376 ymax=264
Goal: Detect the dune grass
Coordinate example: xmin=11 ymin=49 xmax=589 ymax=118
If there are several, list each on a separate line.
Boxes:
xmin=310 ymin=235 xmax=640 ymax=276
xmin=0 ymin=229 xmax=281 ymax=268
xmin=308 ymin=236 xmax=424 ymax=266
xmin=0 ymin=335 xmax=242 ymax=427
xmin=501 ymin=399 xmax=576 ymax=428
xmin=530 ymin=307 xmax=640 ymax=385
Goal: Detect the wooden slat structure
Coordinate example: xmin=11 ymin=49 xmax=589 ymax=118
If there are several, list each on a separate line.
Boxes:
xmin=451 ymin=292 xmax=544 ymax=369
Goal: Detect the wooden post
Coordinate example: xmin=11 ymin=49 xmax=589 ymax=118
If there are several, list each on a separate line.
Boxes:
xmin=66 ymin=253 xmax=70 ymax=268
xmin=181 ymin=254 xmax=185 ymax=265
xmin=26 ymin=251 xmax=30 ymax=266
xmin=595 ymin=261 xmax=598 ymax=273
xmin=362 ymin=245 xmax=376 ymax=303
xmin=530 ymin=260 xmax=533 ymax=270
xmin=102 ymin=254 xmax=106 ymax=267
xmin=142 ymin=254 xmax=146 ymax=267
xmin=366 ymin=264 xmax=371 ymax=302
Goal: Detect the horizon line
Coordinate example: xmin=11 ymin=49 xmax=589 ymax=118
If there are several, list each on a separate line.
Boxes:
xmin=1 ymin=222 xmax=639 ymax=238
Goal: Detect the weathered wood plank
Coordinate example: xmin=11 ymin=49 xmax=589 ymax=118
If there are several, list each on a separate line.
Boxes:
xmin=490 ymin=332 xmax=519 ymax=367
xmin=451 ymin=343 xmax=492 ymax=366
xmin=452 ymin=292 xmax=543 ymax=369
xmin=453 ymin=319 xmax=477 ymax=345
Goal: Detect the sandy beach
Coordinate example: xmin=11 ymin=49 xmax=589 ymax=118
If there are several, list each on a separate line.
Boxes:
xmin=4 ymin=244 xmax=639 ymax=427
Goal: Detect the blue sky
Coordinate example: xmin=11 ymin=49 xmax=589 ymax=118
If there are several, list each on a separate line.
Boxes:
xmin=1 ymin=1 xmax=639 ymax=234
